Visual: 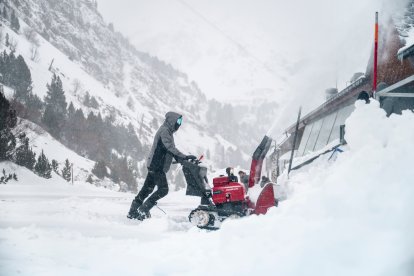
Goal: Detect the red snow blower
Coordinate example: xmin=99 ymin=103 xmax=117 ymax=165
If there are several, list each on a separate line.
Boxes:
xmin=179 ymin=135 xmax=276 ymax=229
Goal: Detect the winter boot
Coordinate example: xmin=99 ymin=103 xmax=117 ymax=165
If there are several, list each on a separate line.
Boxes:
xmin=127 ymin=199 xmax=142 ymax=219
xmin=135 ymin=201 xmax=154 ymax=221
xmin=129 ymin=207 xmax=147 ymax=221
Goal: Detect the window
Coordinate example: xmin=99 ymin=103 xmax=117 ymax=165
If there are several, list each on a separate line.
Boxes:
xmin=314 ymin=111 xmax=338 ymax=151
xmin=303 ymin=119 xmax=323 ymax=156
xmin=294 ymin=104 xmax=355 ymax=159
xmin=328 ymin=105 xmax=354 ymax=144
xmin=296 ymin=123 xmax=313 ymax=157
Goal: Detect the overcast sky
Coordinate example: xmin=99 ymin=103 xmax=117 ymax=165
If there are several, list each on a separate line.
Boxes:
xmin=97 ymin=0 xmax=408 ymax=111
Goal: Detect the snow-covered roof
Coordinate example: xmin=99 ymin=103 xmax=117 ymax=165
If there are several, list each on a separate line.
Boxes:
xmin=397 ymin=27 xmax=414 ymax=60
xmin=391 ymin=0 xmax=414 ymax=59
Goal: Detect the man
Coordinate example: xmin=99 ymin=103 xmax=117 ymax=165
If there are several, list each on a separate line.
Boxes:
xmin=226 ymin=167 xmax=238 ymax=182
xmin=127 ymin=111 xmax=196 ymax=220
xmin=260 ymin=175 xmax=270 ymax=188
xmin=238 ymin=170 xmax=249 ymax=191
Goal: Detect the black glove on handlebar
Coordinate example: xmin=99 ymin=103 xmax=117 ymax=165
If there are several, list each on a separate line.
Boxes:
xmin=185 ymin=155 xmax=197 ymax=160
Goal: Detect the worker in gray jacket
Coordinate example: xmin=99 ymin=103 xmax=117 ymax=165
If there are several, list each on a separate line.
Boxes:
xmin=238 ymin=170 xmax=249 ymax=191
xmin=127 ymin=111 xmax=196 ymax=220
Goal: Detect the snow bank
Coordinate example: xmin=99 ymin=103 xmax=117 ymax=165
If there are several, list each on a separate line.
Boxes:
xmin=1 ymin=101 xmax=413 ymax=275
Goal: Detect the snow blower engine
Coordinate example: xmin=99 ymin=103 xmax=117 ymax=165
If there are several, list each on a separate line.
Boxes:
xmin=179 ymin=135 xmax=276 ymax=230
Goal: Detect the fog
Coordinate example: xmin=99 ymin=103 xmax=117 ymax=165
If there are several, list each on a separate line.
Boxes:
xmin=98 ymin=0 xmax=409 ymax=132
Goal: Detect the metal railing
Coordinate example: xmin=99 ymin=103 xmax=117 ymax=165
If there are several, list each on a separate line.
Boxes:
xmin=285 ymin=76 xmax=368 ymax=133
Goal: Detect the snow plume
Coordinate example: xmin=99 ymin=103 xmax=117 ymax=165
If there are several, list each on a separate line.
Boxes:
xmin=1 ymin=101 xmax=413 ymax=275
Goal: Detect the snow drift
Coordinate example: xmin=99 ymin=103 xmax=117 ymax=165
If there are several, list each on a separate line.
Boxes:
xmin=1 ymin=101 xmax=413 ymax=275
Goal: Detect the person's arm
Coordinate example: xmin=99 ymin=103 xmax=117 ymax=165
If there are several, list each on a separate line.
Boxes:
xmin=160 ymin=128 xmax=186 ymax=159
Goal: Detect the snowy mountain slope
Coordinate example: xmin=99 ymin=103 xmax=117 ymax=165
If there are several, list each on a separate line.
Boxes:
xmin=100 ymin=0 xmax=291 ymax=103
xmin=4 ymin=81 xmax=124 ymax=188
xmin=0 ymin=0 xmax=258 ymax=183
xmin=1 ymin=101 xmax=413 ymax=275
xmin=8 ymin=0 xmax=279 ymax=156
xmin=1 ymin=19 xmax=146 ymax=138
xmin=13 ymin=119 xmax=95 ymax=180
xmin=9 ymin=0 xmax=207 ymax=122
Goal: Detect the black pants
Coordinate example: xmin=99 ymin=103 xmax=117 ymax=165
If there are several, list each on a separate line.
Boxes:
xmin=134 ymin=171 xmax=168 ymax=212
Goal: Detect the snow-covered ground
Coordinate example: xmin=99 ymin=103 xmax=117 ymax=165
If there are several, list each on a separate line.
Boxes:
xmin=1 ymin=101 xmax=413 ymax=275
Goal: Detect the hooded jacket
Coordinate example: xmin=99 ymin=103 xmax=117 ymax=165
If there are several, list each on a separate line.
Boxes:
xmin=147 ymin=111 xmax=186 ymax=173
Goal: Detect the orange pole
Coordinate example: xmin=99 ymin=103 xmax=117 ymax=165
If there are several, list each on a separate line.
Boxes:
xmin=373 ymin=12 xmax=378 ymax=95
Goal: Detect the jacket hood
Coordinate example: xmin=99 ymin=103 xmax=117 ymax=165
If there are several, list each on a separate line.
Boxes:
xmin=164 ymin=111 xmax=182 ymax=132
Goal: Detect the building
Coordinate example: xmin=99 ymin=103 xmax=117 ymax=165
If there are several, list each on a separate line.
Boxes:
xmin=271 ymin=12 xmax=414 ymax=179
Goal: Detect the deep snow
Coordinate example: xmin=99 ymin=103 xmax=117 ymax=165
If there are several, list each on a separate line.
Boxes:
xmin=1 ymin=101 xmax=413 ymax=276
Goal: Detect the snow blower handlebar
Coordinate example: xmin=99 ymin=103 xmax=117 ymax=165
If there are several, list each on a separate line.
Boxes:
xmin=173 ymin=155 xmax=202 ymax=165
xmin=248 ymin=135 xmax=272 ymax=188
xmin=177 ymin=157 xmax=212 ymax=203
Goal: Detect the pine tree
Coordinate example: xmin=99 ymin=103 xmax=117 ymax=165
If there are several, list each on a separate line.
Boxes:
xmin=13 ymin=55 xmax=32 ymax=102
xmin=0 ymin=131 xmax=15 ymax=160
xmin=25 ymin=92 xmax=43 ymax=119
xmin=89 ymin=96 xmax=99 ymax=108
xmin=34 ymin=150 xmax=52 ymax=178
xmin=63 ymin=102 xmax=76 ymax=143
xmin=92 ymin=160 xmax=107 ymax=179
xmin=1 ymin=50 xmax=16 ymax=86
xmin=10 ymin=10 xmax=15 ymax=27
xmin=110 ymin=167 xmax=120 ymax=183
xmin=0 ymin=169 xmax=18 ymax=184
xmin=67 ymin=102 xmax=75 ymax=118
xmin=70 ymin=108 xmax=85 ymax=145
xmin=0 ymin=91 xmax=16 ymax=161
xmin=61 ymin=159 xmax=71 ymax=182
xmin=14 ymin=15 xmax=20 ymax=31
xmin=11 ymin=10 xmax=20 ymax=31
xmin=51 ymin=159 xmax=59 ymax=174
xmin=42 ymin=74 xmax=67 ymax=137
xmin=15 ymin=135 xmax=36 ymax=170
xmin=5 ymin=33 xmax=9 ymax=47
xmin=2 ymin=7 xmax=7 ymax=21
xmin=83 ymin=91 xmax=90 ymax=106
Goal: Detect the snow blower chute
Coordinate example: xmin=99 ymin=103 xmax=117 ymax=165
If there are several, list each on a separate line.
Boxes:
xmin=179 ymin=135 xmax=276 ymax=230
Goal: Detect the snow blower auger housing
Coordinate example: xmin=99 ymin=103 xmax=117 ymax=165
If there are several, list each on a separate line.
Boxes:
xmin=180 ymin=135 xmax=276 ymax=230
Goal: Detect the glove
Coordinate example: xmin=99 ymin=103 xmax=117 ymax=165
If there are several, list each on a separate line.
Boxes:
xmin=185 ymin=155 xmax=197 ymax=160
